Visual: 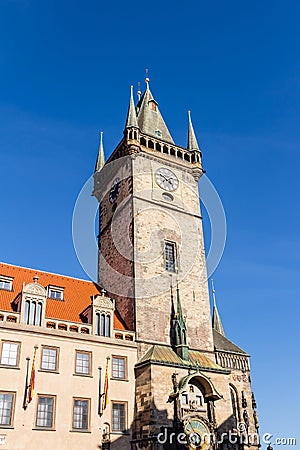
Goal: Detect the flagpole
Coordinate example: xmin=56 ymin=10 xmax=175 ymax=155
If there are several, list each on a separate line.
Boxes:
xmin=23 ymin=357 xmax=30 ymax=410
xmin=98 ymin=366 xmax=103 ymax=416
xmin=25 ymin=345 xmax=38 ymax=409
xmin=101 ymin=356 xmax=110 ymax=413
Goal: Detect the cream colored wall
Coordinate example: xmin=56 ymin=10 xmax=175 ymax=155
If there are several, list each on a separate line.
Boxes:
xmin=0 ymin=322 xmax=137 ymax=450
xmin=132 ymin=153 xmax=214 ymax=352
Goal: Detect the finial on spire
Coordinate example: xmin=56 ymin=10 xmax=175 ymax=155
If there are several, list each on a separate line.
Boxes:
xmin=176 ymin=282 xmax=183 ymax=318
xmin=137 ymin=81 xmax=141 ymax=101
xmin=95 ymin=131 xmax=105 ymax=172
xmin=125 ymin=85 xmax=138 ymax=129
xmin=187 ymin=110 xmax=200 ymax=151
xmin=211 ymin=278 xmax=217 ymax=307
xmin=145 ymin=68 xmax=150 ymax=87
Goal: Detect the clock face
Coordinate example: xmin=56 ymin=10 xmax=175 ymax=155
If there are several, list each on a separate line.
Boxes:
xmin=155 ymin=168 xmax=178 ymax=192
xmin=184 ymin=418 xmax=210 ymax=450
xmin=109 ymin=177 xmax=121 ymax=204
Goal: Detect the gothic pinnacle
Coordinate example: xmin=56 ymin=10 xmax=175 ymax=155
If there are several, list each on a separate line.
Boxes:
xmin=211 ymin=279 xmax=225 ymax=336
xmin=187 ymin=110 xmax=200 ymax=151
xmin=95 ymin=131 xmax=105 ymax=172
xmin=125 ymin=85 xmax=138 ymax=129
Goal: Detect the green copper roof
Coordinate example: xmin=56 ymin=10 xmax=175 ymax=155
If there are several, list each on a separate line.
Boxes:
xmin=136 ymin=80 xmax=174 ymax=143
xmin=137 ymin=344 xmax=226 ymax=372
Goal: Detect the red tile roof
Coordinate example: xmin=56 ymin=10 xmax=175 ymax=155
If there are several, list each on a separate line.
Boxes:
xmin=0 ymin=262 xmax=126 ymax=330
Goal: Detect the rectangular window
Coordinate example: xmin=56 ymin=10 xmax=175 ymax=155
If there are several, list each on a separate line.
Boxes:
xmin=165 ymin=241 xmax=176 ymax=272
xmin=41 ymin=347 xmax=58 ymax=372
xmin=49 ymin=289 xmax=63 ymax=300
xmin=75 ymin=351 xmax=91 ymax=375
xmin=112 ymin=402 xmax=126 ymax=432
xmin=72 ymin=398 xmax=90 ymax=430
xmin=36 ymin=395 xmax=55 ymax=429
xmin=0 ymin=342 xmax=19 ymax=366
xmin=196 ymin=395 xmax=203 ymax=406
xmin=0 ymin=277 xmax=13 ymax=292
xmin=0 ymin=392 xmax=15 ymax=426
xmin=112 ymin=356 xmax=126 ymax=379
xmin=181 ymin=393 xmax=188 ymax=405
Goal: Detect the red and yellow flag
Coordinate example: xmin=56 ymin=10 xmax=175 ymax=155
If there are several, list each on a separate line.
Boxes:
xmin=25 ymin=347 xmax=37 ymax=408
xmin=102 ymin=357 xmax=109 ymax=411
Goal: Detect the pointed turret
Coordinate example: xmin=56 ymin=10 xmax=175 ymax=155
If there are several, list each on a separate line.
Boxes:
xmin=95 ymin=131 xmax=105 ymax=172
xmin=136 ymin=78 xmax=174 ymax=143
xmin=173 ymin=284 xmax=189 ymax=360
xmin=187 ymin=110 xmax=200 ymax=151
xmin=125 ymin=85 xmax=138 ymax=129
xmin=211 ymin=279 xmax=225 ymax=336
xmin=170 ymin=283 xmax=176 ymax=347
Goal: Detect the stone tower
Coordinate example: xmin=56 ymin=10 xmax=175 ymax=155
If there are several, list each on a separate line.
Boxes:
xmin=93 ymin=80 xmax=260 ymax=450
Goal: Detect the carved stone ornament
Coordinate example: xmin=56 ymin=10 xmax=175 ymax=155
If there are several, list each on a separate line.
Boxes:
xmin=127 ymin=144 xmax=141 ymax=155
xmin=232 ymin=373 xmax=249 ymax=383
xmin=23 ymin=283 xmax=46 ymax=297
xmin=92 ymin=295 xmax=114 ymax=310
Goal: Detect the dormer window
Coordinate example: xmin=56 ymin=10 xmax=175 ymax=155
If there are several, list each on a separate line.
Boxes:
xmin=148 ymin=100 xmax=157 ymax=112
xmin=0 ymin=276 xmax=13 ymax=292
xmin=48 ymin=286 xmax=64 ymax=301
xmin=95 ymin=313 xmax=111 ymax=337
xmin=24 ymin=300 xmax=42 ymax=326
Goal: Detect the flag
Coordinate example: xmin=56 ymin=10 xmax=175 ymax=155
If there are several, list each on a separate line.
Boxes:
xmin=102 ymin=358 xmax=109 ymax=411
xmin=25 ymin=347 xmax=37 ymax=408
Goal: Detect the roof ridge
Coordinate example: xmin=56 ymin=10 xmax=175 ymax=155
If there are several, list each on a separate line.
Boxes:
xmin=0 ymin=261 xmax=96 ymax=285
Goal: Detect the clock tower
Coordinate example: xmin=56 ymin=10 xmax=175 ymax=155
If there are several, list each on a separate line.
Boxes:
xmin=93 ymin=79 xmax=213 ymax=356
xmin=93 ymin=80 xmax=260 ymax=450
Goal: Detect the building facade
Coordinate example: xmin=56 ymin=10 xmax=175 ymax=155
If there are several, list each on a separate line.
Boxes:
xmin=0 ymin=80 xmax=260 ymax=449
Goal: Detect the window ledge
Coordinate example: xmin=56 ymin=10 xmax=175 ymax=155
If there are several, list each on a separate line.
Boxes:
xmin=0 ymin=425 xmax=14 ymax=429
xmin=0 ymin=365 xmax=20 ymax=370
xmin=32 ymin=428 xmax=56 ymax=431
xmin=69 ymin=429 xmax=91 ymax=433
xmin=110 ymin=377 xmax=129 ymax=382
xmin=73 ymin=373 xmax=93 ymax=378
xmin=111 ymin=431 xmax=130 ymax=435
xmin=38 ymin=370 xmax=60 ymax=375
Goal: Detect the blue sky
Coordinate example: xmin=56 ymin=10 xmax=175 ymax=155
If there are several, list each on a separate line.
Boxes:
xmin=1 ymin=0 xmax=300 ymax=443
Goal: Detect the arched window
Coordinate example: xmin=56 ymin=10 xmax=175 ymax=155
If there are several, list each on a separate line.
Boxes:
xmin=149 ymin=101 xmax=157 ymax=111
xmin=24 ymin=300 xmax=43 ymax=326
xmin=29 ymin=301 xmax=36 ymax=325
xmin=100 ymin=314 xmax=105 ymax=336
xmin=105 ymin=315 xmax=111 ymax=337
xmin=95 ymin=313 xmax=100 ymax=335
xmin=95 ymin=312 xmax=111 ymax=337
xmin=24 ymin=300 xmax=30 ymax=324
xmin=230 ymin=385 xmax=240 ymax=426
xmin=36 ymin=302 xmax=42 ymax=326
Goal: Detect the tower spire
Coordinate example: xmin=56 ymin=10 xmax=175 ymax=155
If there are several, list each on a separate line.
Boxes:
xmin=176 ymin=282 xmax=183 ymax=319
xmin=95 ymin=131 xmax=105 ymax=172
xmin=136 ymin=78 xmax=174 ymax=143
xmin=187 ymin=110 xmax=200 ymax=151
xmin=211 ymin=279 xmax=225 ymax=336
xmin=172 ymin=283 xmax=189 ymax=360
xmin=125 ymin=85 xmax=138 ymax=129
